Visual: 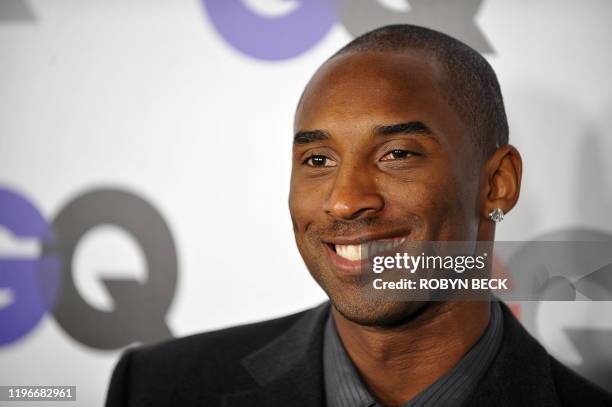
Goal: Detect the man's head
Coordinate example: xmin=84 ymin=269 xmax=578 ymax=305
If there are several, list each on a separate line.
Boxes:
xmin=289 ymin=25 xmax=522 ymax=326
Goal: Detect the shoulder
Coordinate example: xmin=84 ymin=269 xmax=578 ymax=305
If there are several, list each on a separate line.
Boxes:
xmin=469 ymin=302 xmax=612 ymax=407
xmin=549 ymin=356 xmax=612 ymax=406
xmin=105 ymin=306 xmax=317 ymax=406
xmin=131 ymin=307 xmax=309 ymax=369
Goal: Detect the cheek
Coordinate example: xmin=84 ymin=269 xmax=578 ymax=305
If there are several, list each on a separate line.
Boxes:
xmin=381 ymin=168 xmax=465 ymax=233
xmin=289 ymin=177 xmax=327 ymax=232
xmin=385 ymin=182 xmax=450 ymax=220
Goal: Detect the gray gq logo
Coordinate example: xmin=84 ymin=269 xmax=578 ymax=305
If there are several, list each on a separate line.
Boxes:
xmin=50 ymin=189 xmax=177 ymax=350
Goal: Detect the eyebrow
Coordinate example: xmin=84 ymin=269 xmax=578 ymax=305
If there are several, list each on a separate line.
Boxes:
xmin=374 ymin=121 xmax=432 ymax=136
xmin=293 ymin=130 xmax=330 ymax=144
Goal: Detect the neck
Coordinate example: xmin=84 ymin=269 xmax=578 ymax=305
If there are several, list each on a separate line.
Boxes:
xmin=332 ymin=301 xmax=490 ymax=406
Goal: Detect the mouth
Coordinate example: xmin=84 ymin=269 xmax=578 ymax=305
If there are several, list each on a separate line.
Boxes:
xmin=323 ymin=235 xmax=409 ymax=275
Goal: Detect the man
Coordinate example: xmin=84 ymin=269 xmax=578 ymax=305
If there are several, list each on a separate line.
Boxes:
xmin=105 ymin=25 xmax=612 ymax=406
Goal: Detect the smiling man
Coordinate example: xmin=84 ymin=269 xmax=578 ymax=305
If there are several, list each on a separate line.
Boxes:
xmin=106 ymin=25 xmax=612 ymax=407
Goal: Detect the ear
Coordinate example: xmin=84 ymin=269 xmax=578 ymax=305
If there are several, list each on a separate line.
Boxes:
xmin=480 ymin=145 xmax=523 ymax=220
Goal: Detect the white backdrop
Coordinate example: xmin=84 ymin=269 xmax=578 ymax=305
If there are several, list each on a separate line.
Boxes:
xmin=1 ymin=1 xmax=612 ymax=405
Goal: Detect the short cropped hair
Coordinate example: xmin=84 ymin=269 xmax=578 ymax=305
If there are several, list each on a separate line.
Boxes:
xmin=332 ymin=24 xmax=509 ymax=157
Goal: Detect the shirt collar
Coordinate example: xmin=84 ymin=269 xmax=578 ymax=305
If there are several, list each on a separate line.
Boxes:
xmin=323 ymin=301 xmax=504 ymax=407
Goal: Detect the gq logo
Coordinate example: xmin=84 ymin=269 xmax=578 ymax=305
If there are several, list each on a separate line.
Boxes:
xmin=0 ymin=187 xmax=177 ymax=350
xmin=201 ymin=0 xmax=493 ymax=60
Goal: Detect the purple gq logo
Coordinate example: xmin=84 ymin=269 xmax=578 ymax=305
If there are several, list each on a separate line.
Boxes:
xmin=201 ymin=0 xmax=492 ymax=60
xmin=202 ymin=0 xmax=336 ymax=60
xmin=0 ymin=188 xmax=60 ymax=346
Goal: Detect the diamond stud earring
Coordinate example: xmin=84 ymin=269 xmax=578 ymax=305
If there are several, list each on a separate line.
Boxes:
xmin=488 ymin=208 xmax=504 ymax=223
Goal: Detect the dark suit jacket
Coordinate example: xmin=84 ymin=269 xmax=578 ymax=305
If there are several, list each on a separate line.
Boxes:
xmin=105 ymin=302 xmax=612 ymax=406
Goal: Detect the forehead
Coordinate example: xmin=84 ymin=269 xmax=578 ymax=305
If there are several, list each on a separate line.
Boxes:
xmin=295 ymin=50 xmax=463 ymax=137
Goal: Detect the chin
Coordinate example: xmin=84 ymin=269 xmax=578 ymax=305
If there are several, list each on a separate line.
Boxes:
xmin=305 ymin=260 xmax=431 ymax=327
xmin=330 ymin=295 xmax=431 ymax=327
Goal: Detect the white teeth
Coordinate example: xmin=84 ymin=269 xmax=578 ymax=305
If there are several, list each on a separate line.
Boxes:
xmin=334 ymin=238 xmax=407 ymax=261
xmin=335 ymin=244 xmax=362 ymax=261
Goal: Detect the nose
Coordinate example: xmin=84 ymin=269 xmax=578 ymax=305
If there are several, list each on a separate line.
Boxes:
xmin=323 ymin=162 xmax=384 ymax=221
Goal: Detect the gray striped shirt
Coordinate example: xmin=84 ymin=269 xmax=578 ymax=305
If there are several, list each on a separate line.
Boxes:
xmin=323 ymin=301 xmax=503 ymax=407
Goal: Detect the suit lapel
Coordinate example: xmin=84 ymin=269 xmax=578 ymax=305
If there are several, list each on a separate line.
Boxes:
xmin=465 ymin=302 xmax=561 ymax=407
xmin=223 ymin=303 xmax=330 ymax=407
xmin=223 ymin=301 xmax=563 ymax=407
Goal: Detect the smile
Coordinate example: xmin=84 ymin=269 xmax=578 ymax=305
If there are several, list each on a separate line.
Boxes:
xmin=324 ymin=235 xmax=410 ymax=276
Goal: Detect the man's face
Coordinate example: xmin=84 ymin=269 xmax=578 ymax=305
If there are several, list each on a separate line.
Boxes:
xmin=290 ymin=51 xmax=483 ymax=325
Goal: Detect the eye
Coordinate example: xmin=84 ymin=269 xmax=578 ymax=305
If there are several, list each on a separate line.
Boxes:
xmin=304 ymin=154 xmax=337 ymax=167
xmin=380 ymin=149 xmax=418 ymax=161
